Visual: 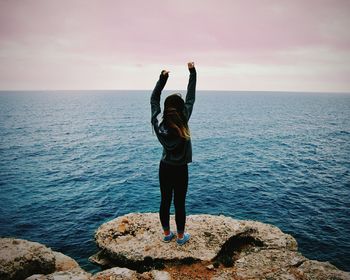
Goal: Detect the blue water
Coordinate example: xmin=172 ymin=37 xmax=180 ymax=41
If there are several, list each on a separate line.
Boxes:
xmin=0 ymin=90 xmax=349 ymax=272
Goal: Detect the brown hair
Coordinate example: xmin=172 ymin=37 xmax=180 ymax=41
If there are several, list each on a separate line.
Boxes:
xmin=162 ymin=93 xmax=190 ymax=140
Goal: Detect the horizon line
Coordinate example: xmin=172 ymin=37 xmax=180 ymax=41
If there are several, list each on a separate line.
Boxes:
xmin=0 ymin=89 xmax=350 ymax=94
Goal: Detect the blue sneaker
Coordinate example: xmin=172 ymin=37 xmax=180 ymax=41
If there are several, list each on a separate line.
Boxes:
xmin=162 ymin=231 xmax=175 ymax=243
xmin=176 ymin=232 xmax=191 ymax=246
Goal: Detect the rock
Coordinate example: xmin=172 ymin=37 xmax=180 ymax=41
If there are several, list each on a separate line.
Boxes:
xmin=90 ymin=267 xmax=171 ymax=280
xmin=25 ymin=275 xmax=46 ymax=280
xmin=3 ymin=213 xmax=349 ymax=280
xmin=0 ymin=237 xmax=92 ymax=280
xmin=26 ymin=253 xmax=92 ymax=279
xmin=211 ymin=269 xmax=235 ymax=280
xmin=296 ymin=260 xmax=350 ymax=280
xmin=91 ymin=267 xmax=137 ymax=279
xmin=92 ymin=213 xmax=350 ymax=280
xmin=53 ymin=251 xmax=81 ymax=272
xmin=0 ymin=238 xmax=56 ymax=280
xmin=93 ymin=213 xmax=296 ymax=268
xmin=232 ymin=249 xmax=307 ymax=279
xmin=25 ymin=268 xmax=91 ymax=280
xmin=88 ymin=251 xmax=114 ymax=267
xmin=150 ymin=270 xmax=171 ymax=280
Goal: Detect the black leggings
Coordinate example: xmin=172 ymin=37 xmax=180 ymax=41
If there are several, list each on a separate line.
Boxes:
xmin=159 ymin=160 xmax=188 ymax=234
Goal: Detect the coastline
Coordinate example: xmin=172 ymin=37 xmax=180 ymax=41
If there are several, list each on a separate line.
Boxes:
xmin=1 ymin=213 xmax=349 ymax=280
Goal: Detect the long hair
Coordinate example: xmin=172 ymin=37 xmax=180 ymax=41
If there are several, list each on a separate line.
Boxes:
xmin=162 ymin=93 xmax=190 ymax=140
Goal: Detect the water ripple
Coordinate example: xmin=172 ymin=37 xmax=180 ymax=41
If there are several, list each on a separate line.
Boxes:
xmin=0 ymin=91 xmax=349 ymax=272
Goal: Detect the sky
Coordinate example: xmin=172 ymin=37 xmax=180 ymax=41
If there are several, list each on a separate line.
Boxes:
xmin=0 ymin=0 xmax=350 ymax=92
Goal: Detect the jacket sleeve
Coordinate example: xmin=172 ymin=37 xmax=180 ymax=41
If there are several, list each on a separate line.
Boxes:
xmin=150 ymin=71 xmax=168 ymax=125
xmin=184 ymin=67 xmax=197 ymax=120
xmin=150 ymin=71 xmax=180 ymax=151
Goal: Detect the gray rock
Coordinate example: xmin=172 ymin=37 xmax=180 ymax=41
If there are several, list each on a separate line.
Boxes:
xmin=0 ymin=238 xmax=56 ymax=280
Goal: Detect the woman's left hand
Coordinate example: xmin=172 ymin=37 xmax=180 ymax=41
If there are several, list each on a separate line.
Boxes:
xmin=161 ymin=70 xmax=170 ymax=76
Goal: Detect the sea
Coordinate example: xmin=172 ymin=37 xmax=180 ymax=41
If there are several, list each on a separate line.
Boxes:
xmin=0 ymin=90 xmax=349 ymax=273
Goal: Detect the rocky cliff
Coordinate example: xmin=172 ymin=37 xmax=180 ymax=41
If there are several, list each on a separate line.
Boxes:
xmin=89 ymin=213 xmax=350 ymax=280
xmin=1 ymin=213 xmax=349 ymax=280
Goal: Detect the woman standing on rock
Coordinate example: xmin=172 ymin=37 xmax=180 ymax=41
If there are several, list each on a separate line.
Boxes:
xmin=150 ymin=61 xmax=197 ymax=245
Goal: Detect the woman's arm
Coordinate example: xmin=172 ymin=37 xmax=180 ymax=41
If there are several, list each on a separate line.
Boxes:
xmin=150 ymin=70 xmax=169 ymax=125
xmin=185 ymin=62 xmax=196 ymax=120
xmin=150 ymin=70 xmax=179 ymax=150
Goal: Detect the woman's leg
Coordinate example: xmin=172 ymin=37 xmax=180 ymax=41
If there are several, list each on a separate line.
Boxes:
xmin=159 ymin=161 xmax=173 ymax=233
xmin=173 ymin=164 xmax=188 ymax=236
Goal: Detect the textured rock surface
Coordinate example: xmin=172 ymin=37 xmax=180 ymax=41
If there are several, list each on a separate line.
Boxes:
xmin=93 ymin=213 xmax=296 ymax=264
xmin=53 ymin=251 xmax=81 ymax=272
xmin=92 ymin=213 xmax=350 ymax=280
xmin=232 ymin=249 xmax=307 ymax=279
xmin=296 ymin=260 xmax=350 ymax=280
xmin=2 ymin=213 xmax=350 ymax=280
xmin=0 ymin=237 xmax=91 ymax=280
xmin=0 ymin=238 xmax=56 ymax=280
xmin=91 ymin=267 xmax=170 ymax=280
xmin=91 ymin=267 xmax=138 ymax=279
xmin=25 ymin=268 xmax=91 ymax=280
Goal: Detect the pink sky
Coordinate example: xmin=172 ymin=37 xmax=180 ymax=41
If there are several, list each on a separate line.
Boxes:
xmin=0 ymin=0 xmax=350 ymax=92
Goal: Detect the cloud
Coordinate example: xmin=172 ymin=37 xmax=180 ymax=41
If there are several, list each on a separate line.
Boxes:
xmin=0 ymin=0 xmax=349 ymax=91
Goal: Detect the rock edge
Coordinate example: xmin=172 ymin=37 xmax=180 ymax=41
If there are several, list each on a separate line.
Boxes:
xmin=90 ymin=212 xmax=350 ymax=280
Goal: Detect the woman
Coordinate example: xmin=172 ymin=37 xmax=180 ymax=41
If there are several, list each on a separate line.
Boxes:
xmin=150 ymin=61 xmax=196 ymax=245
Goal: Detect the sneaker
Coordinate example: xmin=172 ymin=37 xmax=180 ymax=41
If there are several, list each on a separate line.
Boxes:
xmin=176 ymin=232 xmax=190 ymax=246
xmin=162 ymin=231 xmax=175 ymax=243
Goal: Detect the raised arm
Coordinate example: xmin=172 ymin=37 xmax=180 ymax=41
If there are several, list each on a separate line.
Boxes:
xmin=185 ymin=62 xmax=197 ymax=120
xmin=150 ymin=70 xmax=169 ymax=125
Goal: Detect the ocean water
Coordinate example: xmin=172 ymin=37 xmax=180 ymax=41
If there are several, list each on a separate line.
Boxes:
xmin=0 ymin=90 xmax=349 ymax=272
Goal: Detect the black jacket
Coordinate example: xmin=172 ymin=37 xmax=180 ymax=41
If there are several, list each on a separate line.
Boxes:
xmin=150 ymin=68 xmax=196 ymax=165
